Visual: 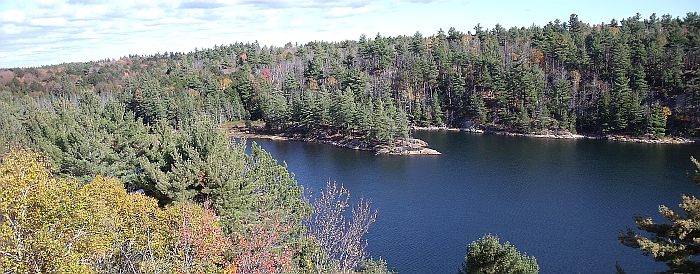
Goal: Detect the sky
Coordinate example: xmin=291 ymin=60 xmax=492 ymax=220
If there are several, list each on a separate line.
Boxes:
xmin=0 ymin=0 xmax=697 ymax=68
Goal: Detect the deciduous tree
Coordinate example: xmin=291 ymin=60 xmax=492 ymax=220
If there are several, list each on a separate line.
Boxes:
xmin=305 ymin=181 xmax=377 ymax=273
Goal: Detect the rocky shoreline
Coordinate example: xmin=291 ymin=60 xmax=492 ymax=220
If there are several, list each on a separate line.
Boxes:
xmin=411 ymin=126 xmax=697 ymax=144
xmin=227 ymin=130 xmax=441 ymax=155
xmin=227 ymin=125 xmax=695 ymax=156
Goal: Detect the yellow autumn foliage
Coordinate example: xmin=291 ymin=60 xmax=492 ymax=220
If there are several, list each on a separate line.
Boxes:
xmin=0 ymin=149 xmax=231 ymax=273
xmin=0 ymin=148 xmax=94 ymax=273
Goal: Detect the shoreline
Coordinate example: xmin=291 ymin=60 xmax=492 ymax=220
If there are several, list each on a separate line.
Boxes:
xmin=411 ymin=126 xmax=697 ymax=144
xmin=226 ymin=125 xmax=696 ymax=155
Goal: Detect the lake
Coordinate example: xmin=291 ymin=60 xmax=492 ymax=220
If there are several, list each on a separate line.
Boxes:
xmin=248 ymin=131 xmax=700 ymax=273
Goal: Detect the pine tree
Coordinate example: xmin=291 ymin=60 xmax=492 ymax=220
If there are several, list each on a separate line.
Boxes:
xmin=597 ymin=91 xmax=613 ymax=133
xmin=610 ymin=34 xmax=633 ymax=132
xmin=647 ymin=102 xmax=668 ymax=138
xmin=431 ymin=91 xmax=443 ymax=126
xmin=409 ymin=31 xmax=426 ymax=55
xmin=261 ymin=91 xmax=290 ymax=130
xmin=469 ymin=92 xmax=488 ymax=124
xmin=619 ymin=157 xmax=700 ymax=273
xmin=298 ymin=91 xmax=318 ymax=130
xmin=459 ymin=234 xmax=539 ymax=274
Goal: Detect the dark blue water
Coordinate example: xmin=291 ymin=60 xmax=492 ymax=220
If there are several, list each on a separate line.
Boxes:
xmin=249 ymin=131 xmax=700 ymax=273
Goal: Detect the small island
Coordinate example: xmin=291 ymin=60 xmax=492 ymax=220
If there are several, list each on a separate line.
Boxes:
xmin=226 ymin=123 xmax=441 ymax=155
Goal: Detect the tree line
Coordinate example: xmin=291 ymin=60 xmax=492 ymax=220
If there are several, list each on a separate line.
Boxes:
xmin=2 ymin=12 xmax=698 ymax=140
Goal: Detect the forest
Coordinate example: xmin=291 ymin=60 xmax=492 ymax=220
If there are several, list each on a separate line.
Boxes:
xmin=2 ymin=12 xmax=699 ymax=143
xmin=0 ymin=11 xmax=699 ymax=273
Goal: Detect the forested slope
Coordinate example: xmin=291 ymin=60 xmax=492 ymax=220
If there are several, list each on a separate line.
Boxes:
xmin=2 ymin=12 xmax=698 ymax=141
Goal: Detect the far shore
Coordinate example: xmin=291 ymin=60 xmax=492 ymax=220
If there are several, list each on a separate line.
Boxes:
xmin=411 ymin=126 xmax=697 ymax=144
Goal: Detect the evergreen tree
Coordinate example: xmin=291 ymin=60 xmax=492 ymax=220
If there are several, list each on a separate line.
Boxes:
xmin=597 ymin=91 xmax=613 ymax=133
xmin=459 ymin=234 xmax=539 ymax=274
xmin=297 ymin=91 xmax=318 ymax=130
xmin=284 ymin=72 xmax=300 ymax=94
xmin=331 ymin=87 xmax=358 ymax=133
xmin=261 ymin=91 xmax=290 ymax=130
xmin=431 ymin=91 xmax=443 ymax=125
xmin=619 ymin=157 xmax=700 ymax=273
xmin=2 ymin=11 xmax=700 ymax=146
xmin=410 ymin=31 xmax=426 ymax=55
xmin=610 ymin=34 xmax=633 ymax=132
xmin=647 ymin=102 xmax=668 ymax=138
xmin=469 ymin=92 xmax=488 ymax=124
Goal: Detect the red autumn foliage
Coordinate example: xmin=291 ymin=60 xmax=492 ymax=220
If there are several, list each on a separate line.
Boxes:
xmin=0 ymin=70 xmax=14 ymax=85
xmin=232 ymin=214 xmax=294 ymax=274
xmin=261 ymin=68 xmax=272 ymax=81
xmin=175 ymin=202 xmax=233 ymax=272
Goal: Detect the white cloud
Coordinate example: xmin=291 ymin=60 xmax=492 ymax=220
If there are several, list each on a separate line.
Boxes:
xmin=266 ymin=17 xmax=279 ymax=28
xmin=326 ymin=5 xmax=381 ymax=17
xmin=153 ymin=17 xmax=202 ymax=25
xmin=290 ymin=19 xmax=303 ymax=27
xmin=37 ymin=0 xmax=64 ymax=9
xmin=1 ymin=24 xmax=23 ymax=35
xmin=71 ymin=4 xmax=109 ymax=19
xmin=318 ymin=22 xmax=338 ymax=31
xmin=37 ymin=32 xmax=65 ymax=40
xmin=135 ymin=8 xmax=165 ymax=20
xmin=76 ymin=29 xmax=101 ymax=39
xmin=0 ymin=9 xmax=26 ymax=23
xmin=30 ymin=17 xmax=68 ymax=27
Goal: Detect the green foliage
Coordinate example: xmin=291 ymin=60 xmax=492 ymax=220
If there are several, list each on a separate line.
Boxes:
xmin=0 ymin=78 xmax=315 ymax=271
xmin=0 ymin=92 xmax=27 ymax=151
xmin=20 ymin=91 xmax=150 ymax=184
xmin=459 ymin=234 xmax=539 ymax=274
xmin=468 ymin=92 xmax=487 ymax=123
xmin=359 ymin=258 xmax=397 ymax=274
xmin=648 ymin=102 xmax=668 ymax=138
xmin=4 ymin=11 xmax=699 ymax=138
xmin=618 ymin=157 xmax=700 ymax=273
xmin=261 ymin=91 xmax=291 ymax=130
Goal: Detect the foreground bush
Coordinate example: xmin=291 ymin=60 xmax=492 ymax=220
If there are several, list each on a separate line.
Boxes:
xmin=459 ymin=234 xmax=539 ymax=274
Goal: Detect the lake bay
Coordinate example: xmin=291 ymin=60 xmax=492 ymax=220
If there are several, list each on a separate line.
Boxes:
xmin=250 ymin=131 xmax=700 ymax=273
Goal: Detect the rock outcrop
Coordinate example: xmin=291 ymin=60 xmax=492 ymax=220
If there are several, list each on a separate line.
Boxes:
xmin=228 ymin=130 xmax=441 ymax=155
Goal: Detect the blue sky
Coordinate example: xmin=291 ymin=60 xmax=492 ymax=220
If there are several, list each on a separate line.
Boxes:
xmin=0 ymin=0 xmax=697 ymax=68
